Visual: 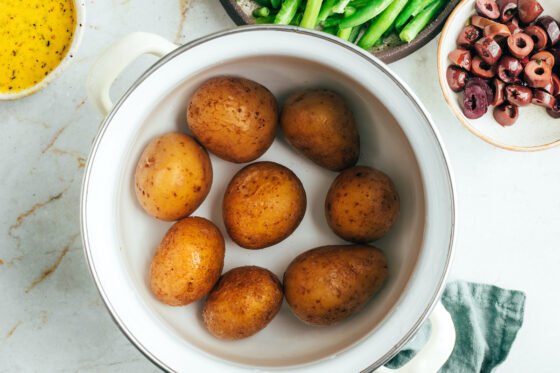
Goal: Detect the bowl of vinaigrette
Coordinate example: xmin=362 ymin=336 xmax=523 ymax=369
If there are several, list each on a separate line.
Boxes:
xmin=0 ymin=0 xmax=85 ymax=99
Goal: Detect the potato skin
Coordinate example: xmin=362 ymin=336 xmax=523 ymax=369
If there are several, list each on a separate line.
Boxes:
xmin=186 ymin=76 xmax=278 ymax=163
xmin=281 ymin=89 xmax=360 ymax=171
xmin=283 ymin=245 xmax=388 ymax=326
xmin=325 ymin=166 xmax=400 ymax=243
xmin=134 ymin=132 xmax=212 ymax=221
xmin=223 ymin=161 xmax=306 ymax=249
xmin=203 ymin=266 xmax=283 ymax=340
xmin=149 ymin=217 xmax=225 ymax=306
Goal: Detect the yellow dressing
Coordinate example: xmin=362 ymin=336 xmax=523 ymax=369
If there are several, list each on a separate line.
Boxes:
xmin=0 ymin=0 xmax=76 ymax=93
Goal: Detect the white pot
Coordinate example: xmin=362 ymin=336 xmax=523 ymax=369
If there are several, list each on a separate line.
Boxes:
xmin=82 ymin=27 xmax=457 ymax=372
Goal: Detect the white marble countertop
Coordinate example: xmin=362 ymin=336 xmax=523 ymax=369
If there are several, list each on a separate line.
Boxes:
xmin=1 ymin=1 xmax=558 ymax=372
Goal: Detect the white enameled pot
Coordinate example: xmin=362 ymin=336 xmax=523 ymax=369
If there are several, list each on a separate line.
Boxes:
xmin=82 ymin=27 xmax=456 ymax=372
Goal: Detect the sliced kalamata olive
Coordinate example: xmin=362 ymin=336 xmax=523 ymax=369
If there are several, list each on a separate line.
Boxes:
xmin=518 ymin=0 xmax=544 ymax=24
xmin=475 ymin=36 xmax=503 ymax=64
xmin=493 ymin=103 xmax=519 ymax=126
xmin=457 ymin=25 xmax=482 ymax=48
xmin=466 ymin=77 xmax=495 ymax=103
xmin=551 ymin=74 xmax=560 ymax=95
xmin=484 ymin=23 xmax=512 ymax=39
xmin=547 ymin=99 xmax=560 ymax=118
xmin=471 ymin=15 xmax=500 ymax=29
xmin=497 ymin=56 xmax=523 ymax=83
xmin=505 ymin=84 xmax=533 ymax=106
xmin=448 ymin=49 xmax=472 ymax=71
xmin=497 ymin=0 xmax=517 ymax=22
xmin=472 ymin=56 xmax=497 ymax=78
xmin=531 ymin=51 xmax=555 ymax=67
xmin=507 ymin=33 xmax=534 ymax=59
xmin=506 ymin=18 xmax=523 ymax=34
xmin=447 ymin=66 xmax=469 ymax=92
xmin=463 ymin=84 xmax=490 ymax=119
xmin=537 ymin=16 xmax=560 ymax=47
xmin=476 ymin=0 xmax=500 ymax=19
xmin=532 ymin=90 xmax=557 ymax=108
xmin=550 ymin=47 xmax=560 ymax=69
xmin=492 ymin=78 xmax=507 ymax=106
xmin=524 ymin=25 xmax=548 ymax=51
xmin=524 ymin=60 xmax=552 ymax=88
xmin=541 ymin=79 xmax=554 ymax=95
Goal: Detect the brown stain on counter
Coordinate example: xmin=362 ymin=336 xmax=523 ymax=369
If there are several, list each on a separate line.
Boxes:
xmin=25 ymin=235 xmax=78 ymax=293
xmin=175 ymin=0 xmax=192 ymax=44
xmin=6 ymin=322 xmax=22 ymax=338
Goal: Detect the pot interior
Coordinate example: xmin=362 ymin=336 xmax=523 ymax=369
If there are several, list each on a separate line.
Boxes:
xmin=117 ymin=54 xmax=425 ymax=367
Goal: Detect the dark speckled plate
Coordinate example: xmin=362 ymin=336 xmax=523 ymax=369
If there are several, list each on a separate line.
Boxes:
xmin=220 ymin=0 xmax=460 ymax=63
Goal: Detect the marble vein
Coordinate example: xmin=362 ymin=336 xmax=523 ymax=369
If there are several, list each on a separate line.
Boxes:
xmin=25 ymin=234 xmax=79 ymax=293
xmin=5 ymin=322 xmax=22 ymax=339
xmin=175 ymin=0 xmax=192 ymax=44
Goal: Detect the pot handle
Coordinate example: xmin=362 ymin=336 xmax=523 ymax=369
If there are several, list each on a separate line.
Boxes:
xmin=375 ymin=302 xmax=456 ymax=373
xmin=87 ymin=32 xmax=178 ymax=116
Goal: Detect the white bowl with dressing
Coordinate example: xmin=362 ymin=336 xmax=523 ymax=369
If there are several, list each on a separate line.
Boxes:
xmin=0 ymin=0 xmax=85 ymax=100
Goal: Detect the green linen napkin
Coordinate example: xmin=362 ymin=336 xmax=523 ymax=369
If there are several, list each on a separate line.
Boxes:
xmin=386 ymin=281 xmax=526 ymax=372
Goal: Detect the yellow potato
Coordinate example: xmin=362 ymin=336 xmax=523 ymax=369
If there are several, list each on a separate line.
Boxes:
xmin=203 ymin=266 xmax=283 ymax=340
xmin=283 ymin=245 xmax=388 ymax=326
xmin=223 ymin=161 xmax=306 ymax=249
xmin=134 ymin=132 xmax=212 ymax=221
xmin=281 ymin=89 xmax=360 ymax=171
xmin=325 ymin=166 xmax=399 ymax=243
xmin=186 ymin=76 xmax=278 ymax=163
xmin=150 ymin=217 xmax=225 ymax=306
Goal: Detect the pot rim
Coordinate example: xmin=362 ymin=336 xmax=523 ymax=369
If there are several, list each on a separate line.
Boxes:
xmin=80 ymin=25 xmax=456 ymax=372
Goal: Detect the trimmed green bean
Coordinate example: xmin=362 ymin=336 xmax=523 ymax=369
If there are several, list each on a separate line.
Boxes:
xmin=394 ymin=0 xmax=423 ymax=30
xmin=301 ymin=0 xmax=324 ymax=28
xmin=359 ymin=0 xmax=409 ymax=49
xmin=399 ymin=0 xmax=445 ymax=42
xmin=253 ymin=7 xmax=271 ymax=18
xmin=322 ymin=14 xmax=344 ymax=27
xmin=339 ymin=0 xmax=394 ymax=29
xmin=332 ymin=0 xmax=351 ymax=13
xmin=274 ymin=0 xmax=302 ymax=24
xmin=348 ymin=25 xmax=362 ymax=43
xmin=255 ymin=15 xmax=276 ymax=24
xmin=337 ymin=26 xmax=353 ymax=40
xmin=317 ymin=0 xmax=337 ymax=23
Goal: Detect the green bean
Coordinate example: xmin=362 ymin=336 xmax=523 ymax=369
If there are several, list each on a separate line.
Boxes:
xmin=339 ymin=0 xmax=394 ymax=29
xmin=254 ymin=0 xmax=271 ymax=6
xmin=317 ymin=0 xmax=337 ymax=23
xmin=359 ymin=0 xmax=409 ymax=49
xmin=394 ymin=0 xmax=423 ymax=30
xmin=290 ymin=11 xmax=303 ymax=25
xmin=323 ymin=26 xmax=338 ymax=35
xmin=253 ymin=7 xmax=271 ymax=18
xmin=301 ymin=0 xmax=324 ymax=28
xmin=274 ymin=0 xmax=302 ymax=24
xmin=332 ymin=0 xmax=351 ymax=13
xmin=412 ymin=0 xmax=437 ymax=16
xmin=322 ymin=14 xmax=344 ymax=27
xmin=349 ymin=0 xmax=369 ymax=7
xmin=349 ymin=25 xmax=362 ymax=43
xmin=337 ymin=7 xmax=357 ymax=41
xmin=399 ymin=0 xmax=445 ymax=42
xmin=255 ymin=15 xmax=276 ymax=24
xmin=271 ymin=0 xmax=281 ymax=8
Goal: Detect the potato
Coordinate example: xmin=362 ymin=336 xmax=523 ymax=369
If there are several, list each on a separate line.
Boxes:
xmin=149 ymin=217 xmax=225 ymax=306
xmin=223 ymin=161 xmax=306 ymax=249
xmin=203 ymin=266 xmax=283 ymax=340
xmin=325 ymin=166 xmax=399 ymax=243
xmin=280 ymin=89 xmax=360 ymax=171
xmin=186 ymin=76 xmax=278 ymax=163
xmin=135 ymin=132 xmax=212 ymax=221
xmin=283 ymin=245 xmax=388 ymax=326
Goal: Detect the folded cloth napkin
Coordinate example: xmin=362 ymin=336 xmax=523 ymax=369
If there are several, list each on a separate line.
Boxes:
xmin=385 ymin=281 xmax=526 ymax=373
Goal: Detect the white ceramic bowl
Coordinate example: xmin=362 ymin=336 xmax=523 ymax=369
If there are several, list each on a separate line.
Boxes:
xmin=438 ymin=0 xmax=560 ymax=151
xmin=0 ymin=0 xmax=86 ymax=100
xmin=82 ymin=27 xmax=456 ymax=372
